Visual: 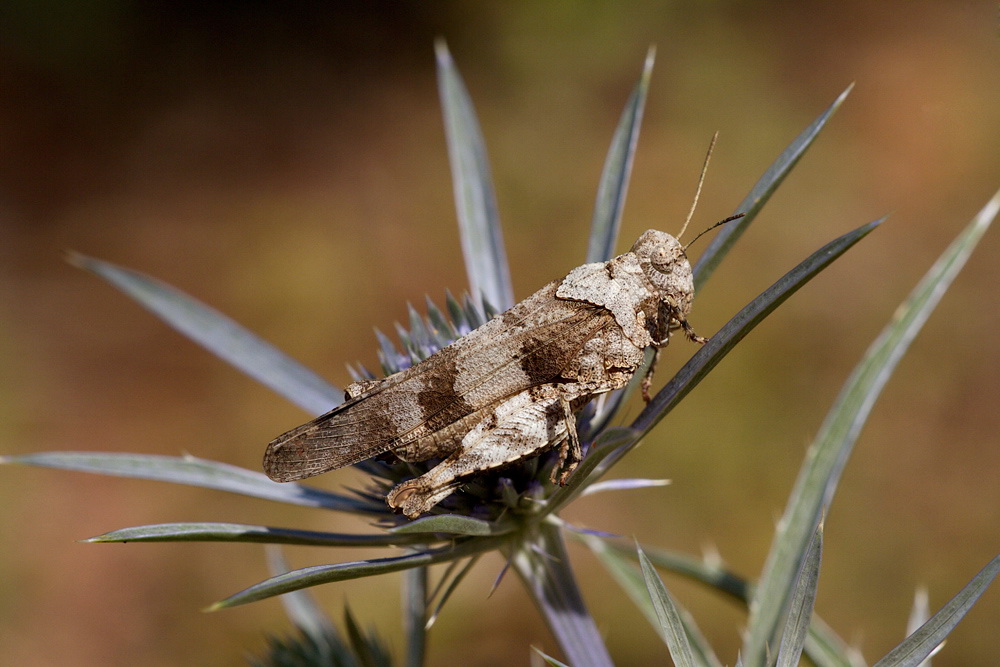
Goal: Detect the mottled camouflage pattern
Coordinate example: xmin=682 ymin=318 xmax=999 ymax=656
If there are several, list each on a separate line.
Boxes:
xmin=264 ymin=230 xmax=701 ymax=517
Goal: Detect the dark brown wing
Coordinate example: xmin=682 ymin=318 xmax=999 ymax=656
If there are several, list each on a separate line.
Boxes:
xmin=263 ymin=281 xmax=619 ymax=482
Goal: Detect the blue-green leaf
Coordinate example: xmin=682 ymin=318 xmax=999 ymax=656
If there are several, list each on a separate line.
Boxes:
xmin=532 ymin=647 xmax=571 ymax=667
xmin=425 ymin=555 xmax=481 ymax=630
xmin=597 ymin=539 xmax=751 ymax=605
xmin=775 ymin=522 xmax=824 ymax=667
xmin=211 ymin=535 xmax=506 ymax=610
xmin=873 ymin=555 xmax=1000 ymax=667
xmin=85 ymin=522 xmax=428 ymax=547
xmin=587 ymin=47 xmax=654 ymax=264
xmin=579 ymin=478 xmax=670 ymax=497
xmin=579 ymin=537 xmax=857 ymax=667
xmin=692 ymin=84 xmax=854 ymax=291
xmin=342 ymin=605 xmax=394 ymax=667
xmin=905 ymin=588 xmax=932 ymax=663
xmin=444 ymin=290 xmax=470 ymax=334
xmin=389 ymin=514 xmax=513 ymax=537
xmin=424 ymin=295 xmax=459 ymax=344
xmin=68 ymin=252 xmax=340 ymax=416
xmin=584 ymin=535 xmax=722 ymax=667
xmin=639 ymin=545 xmax=698 ymax=667
xmin=1 ymin=451 xmax=375 ymax=513
xmin=436 ymin=39 xmax=512 ymax=311
xmin=744 ymin=191 xmax=997 ymax=666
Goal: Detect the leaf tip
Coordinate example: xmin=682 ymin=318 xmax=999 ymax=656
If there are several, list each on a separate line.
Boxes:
xmin=831 ymin=82 xmax=856 ymax=110
xmin=434 ymin=38 xmax=452 ymax=65
xmin=63 ymin=249 xmax=90 ymax=270
xmin=981 ymin=187 xmax=1000 ymax=221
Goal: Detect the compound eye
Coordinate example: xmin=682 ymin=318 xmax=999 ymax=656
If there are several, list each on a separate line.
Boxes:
xmin=651 ymin=244 xmax=678 ymax=272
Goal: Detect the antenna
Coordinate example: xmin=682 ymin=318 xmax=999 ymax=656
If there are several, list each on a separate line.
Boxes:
xmin=675 ymin=131 xmax=744 ymax=249
xmin=684 ymin=212 xmax=745 ymax=251
xmin=676 ymin=131 xmax=718 ymax=241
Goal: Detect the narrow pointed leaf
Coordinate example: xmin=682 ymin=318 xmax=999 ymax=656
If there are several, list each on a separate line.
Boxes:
xmin=776 ymin=522 xmax=824 ymax=667
xmin=532 ymin=648 xmax=571 ymax=667
xmin=693 ymin=84 xmax=854 ymax=290
xmin=444 ymin=290 xmax=469 ymax=334
xmin=873 ymin=555 xmax=1000 ymax=667
xmin=425 ymin=555 xmax=480 ymax=630
xmin=584 ymin=533 xmax=721 ymax=666
xmin=266 ymin=546 xmax=337 ymax=647
xmin=510 ymin=523 xmax=613 ymax=667
xmin=803 ymin=616 xmax=866 ymax=667
xmin=389 ymin=514 xmax=513 ymax=536
xmin=436 ymin=40 xmax=512 ymax=311
xmin=407 ymin=303 xmax=431 ymax=358
xmin=425 ymin=556 xmax=465 ymax=610
xmin=462 ymin=293 xmax=487 ymax=328
xmin=1 ymin=451 xmax=374 ymax=512
xmin=394 ymin=321 xmax=419 ymax=364
xmin=346 ymin=363 xmax=365 ymax=383
xmin=211 ymin=535 xmax=507 ymax=609
xmin=343 ymin=606 xmax=393 ymax=667
xmin=905 ymin=588 xmax=934 ymax=667
xmin=587 ymin=47 xmax=655 ymax=263
xmin=581 ymin=538 xmax=857 ymax=667
xmin=481 ymin=294 xmax=498 ymax=319
xmin=597 ymin=539 xmax=750 ymax=606
xmin=745 ymin=193 xmax=997 ymax=665
xmin=424 ymin=295 xmax=458 ymax=343
xmin=68 ymin=252 xmax=340 ymax=416
xmin=639 ymin=545 xmax=698 ymax=667
xmin=375 ymin=327 xmax=407 ymax=374
xmin=579 ymin=478 xmax=670 ymax=497
xmin=85 ymin=522 xmax=430 ymax=547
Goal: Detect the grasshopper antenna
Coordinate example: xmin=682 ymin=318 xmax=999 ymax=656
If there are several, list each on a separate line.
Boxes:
xmin=675 ymin=131 xmax=745 ymax=250
xmin=684 ymin=212 xmax=745 ymax=251
xmin=676 ymin=131 xmax=719 ymax=241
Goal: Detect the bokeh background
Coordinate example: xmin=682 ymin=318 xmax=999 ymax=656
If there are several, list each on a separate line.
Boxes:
xmin=2 ymin=2 xmax=998 ymax=665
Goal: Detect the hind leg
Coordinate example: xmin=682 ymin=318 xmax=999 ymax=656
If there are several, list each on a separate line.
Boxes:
xmin=387 ymin=388 xmax=576 ymax=517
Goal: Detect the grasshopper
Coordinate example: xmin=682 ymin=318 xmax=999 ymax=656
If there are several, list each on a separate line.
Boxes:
xmin=264 ymin=227 xmax=718 ymax=517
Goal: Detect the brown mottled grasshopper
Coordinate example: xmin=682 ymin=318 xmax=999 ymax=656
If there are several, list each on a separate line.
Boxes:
xmin=263 ymin=225 xmax=730 ymax=517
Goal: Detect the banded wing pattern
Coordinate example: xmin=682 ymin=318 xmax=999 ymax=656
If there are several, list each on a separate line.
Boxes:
xmin=263 ymin=281 xmax=628 ymax=482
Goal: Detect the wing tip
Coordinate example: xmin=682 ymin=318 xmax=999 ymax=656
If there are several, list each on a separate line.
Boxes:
xmin=262 ymin=442 xmax=307 ymax=483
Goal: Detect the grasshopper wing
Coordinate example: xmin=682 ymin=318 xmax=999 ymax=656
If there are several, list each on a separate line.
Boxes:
xmin=263 ymin=281 xmax=638 ymax=482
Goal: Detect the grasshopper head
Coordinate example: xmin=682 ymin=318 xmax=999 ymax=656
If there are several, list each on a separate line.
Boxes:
xmin=631 ymin=229 xmax=695 ymax=317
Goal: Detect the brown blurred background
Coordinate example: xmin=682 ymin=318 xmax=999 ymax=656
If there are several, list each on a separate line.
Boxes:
xmin=1 ymin=2 xmax=998 ymax=665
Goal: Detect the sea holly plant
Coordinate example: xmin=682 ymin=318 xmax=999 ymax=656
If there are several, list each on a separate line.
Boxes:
xmin=3 ymin=43 xmax=998 ymax=667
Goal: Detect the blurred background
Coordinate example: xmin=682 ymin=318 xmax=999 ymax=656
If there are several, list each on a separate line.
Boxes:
xmin=1 ymin=2 xmax=998 ymax=665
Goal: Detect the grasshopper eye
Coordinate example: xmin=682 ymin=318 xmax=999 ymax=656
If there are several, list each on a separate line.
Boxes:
xmin=650 ymin=243 xmax=683 ymax=273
